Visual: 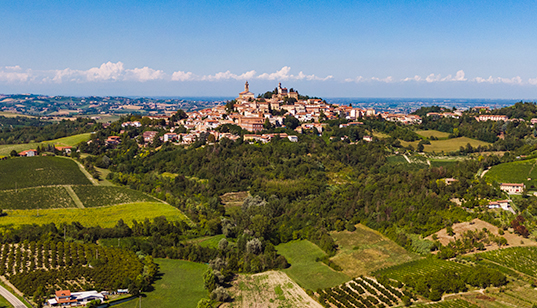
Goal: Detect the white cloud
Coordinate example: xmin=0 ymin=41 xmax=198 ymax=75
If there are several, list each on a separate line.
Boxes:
xmin=84 ymin=61 xmax=125 ymax=81
xmin=0 ymin=69 xmax=30 ymax=83
xmin=171 ymin=71 xmax=195 ymax=81
xmin=529 ymin=78 xmax=537 ymax=85
xmin=257 ymin=66 xmax=332 ymax=81
xmin=473 ymin=76 xmax=523 ymax=84
xmin=125 ymin=67 xmax=165 ymax=82
xmin=372 ymin=76 xmax=394 ymax=83
xmin=5 ymin=65 xmax=22 ymax=71
xmin=402 ymin=75 xmax=422 ymax=82
xmin=201 ymin=70 xmax=257 ymax=81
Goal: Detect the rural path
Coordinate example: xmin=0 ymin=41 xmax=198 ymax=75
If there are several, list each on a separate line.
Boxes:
xmin=59 ymin=156 xmax=98 ymax=185
xmin=480 ymin=168 xmax=489 ymax=178
xmin=403 ymin=154 xmax=411 ymax=163
xmin=64 ymin=185 xmax=85 ymax=208
xmin=0 ymin=284 xmax=26 ymax=308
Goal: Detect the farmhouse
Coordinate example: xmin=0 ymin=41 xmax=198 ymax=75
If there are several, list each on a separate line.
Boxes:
xmin=143 ymin=131 xmax=158 ymax=143
xmin=444 ymin=178 xmax=458 ymax=185
xmin=500 ymin=183 xmax=525 ymax=194
xmin=55 ymin=146 xmax=72 ymax=154
xmin=475 ymin=115 xmax=508 ymax=122
xmin=47 ymin=290 xmax=104 ymax=307
xmin=488 ymin=200 xmax=515 ymax=214
xmin=18 ymin=149 xmax=37 ymax=157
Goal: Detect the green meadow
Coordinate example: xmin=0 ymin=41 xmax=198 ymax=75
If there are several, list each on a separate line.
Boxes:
xmin=0 ymin=133 xmax=91 ymax=156
xmin=276 ymin=240 xmax=350 ymax=290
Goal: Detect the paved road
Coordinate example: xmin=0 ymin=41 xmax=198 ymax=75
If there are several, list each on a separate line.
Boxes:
xmin=0 ymin=285 xmax=27 ymax=308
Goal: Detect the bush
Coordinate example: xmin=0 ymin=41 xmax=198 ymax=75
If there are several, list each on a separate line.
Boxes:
xmin=210 ymin=286 xmax=231 ymax=302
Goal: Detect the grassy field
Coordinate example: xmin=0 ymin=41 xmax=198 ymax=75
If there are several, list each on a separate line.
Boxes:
xmin=373 ymin=257 xmax=469 ymax=282
xmin=72 ymin=186 xmax=158 ymax=207
xmin=0 ymin=111 xmax=36 ymax=118
xmin=430 ymin=159 xmax=459 ymax=168
xmin=0 ymin=186 xmax=76 ymax=209
xmin=401 ymin=137 xmax=491 ymax=153
xmin=329 ymin=224 xmax=420 ymax=277
xmin=0 ymin=202 xmax=189 ymax=228
xmin=415 ymin=130 xmax=451 ymax=139
xmin=0 ymin=133 xmax=91 ymax=156
xmin=276 ymin=240 xmax=350 ymax=290
xmin=0 ymin=294 xmax=12 ymax=308
xmin=0 ymin=156 xmax=91 ymax=189
xmin=484 ymin=158 xmax=537 ymax=188
xmin=115 ymin=259 xmax=208 ymax=308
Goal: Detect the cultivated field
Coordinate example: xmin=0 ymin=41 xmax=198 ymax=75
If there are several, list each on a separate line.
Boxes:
xmin=454 ymin=279 xmax=537 ymax=308
xmin=401 ymin=137 xmax=491 ymax=153
xmin=478 ymin=247 xmax=537 ymax=277
xmin=0 ymin=202 xmax=188 ymax=228
xmin=372 ymin=257 xmax=468 ymax=282
xmin=72 ymin=186 xmax=157 ymax=207
xmin=0 ymin=186 xmax=76 ymax=209
xmin=115 ymin=259 xmax=208 ymax=308
xmin=484 ymin=158 xmax=537 ymax=188
xmin=223 ymin=271 xmax=322 ymax=308
xmin=0 ymin=133 xmax=91 ymax=156
xmin=411 ymin=299 xmax=479 ymax=308
xmin=319 ymin=276 xmax=408 ymax=308
xmin=0 ymin=156 xmax=91 ymax=190
xmin=415 ymin=130 xmax=450 ymax=139
xmin=330 ymin=224 xmax=419 ymax=277
xmin=276 ymin=240 xmax=350 ymax=290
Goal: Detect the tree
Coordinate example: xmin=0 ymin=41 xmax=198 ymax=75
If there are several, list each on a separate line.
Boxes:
xmin=10 ymin=150 xmax=17 ymax=157
xmin=417 ymin=143 xmax=424 ymax=152
xmin=211 ymin=286 xmax=231 ymax=302
xmin=197 ymin=298 xmax=212 ymax=308
xmin=283 ymin=115 xmax=300 ymax=130
xmin=203 ymin=268 xmax=217 ymax=292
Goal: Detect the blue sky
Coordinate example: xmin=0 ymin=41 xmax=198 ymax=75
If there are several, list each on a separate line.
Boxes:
xmin=1 ymin=0 xmax=537 ymax=98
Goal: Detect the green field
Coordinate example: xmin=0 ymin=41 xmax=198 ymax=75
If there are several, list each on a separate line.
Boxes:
xmin=276 ymin=240 xmax=350 ymax=290
xmin=0 ymin=202 xmax=188 ymax=228
xmin=0 ymin=156 xmax=91 ymax=189
xmin=484 ymin=158 xmax=537 ymax=188
xmin=0 ymin=294 xmax=12 ymax=308
xmin=0 ymin=133 xmax=91 ymax=156
xmin=401 ymin=137 xmax=491 ymax=153
xmin=415 ymin=130 xmax=451 ymax=139
xmin=373 ymin=257 xmax=469 ymax=282
xmin=430 ymin=159 xmax=459 ymax=168
xmin=330 ymin=224 xmax=420 ymax=277
xmin=72 ymin=186 xmax=157 ymax=207
xmin=0 ymin=186 xmax=76 ymax=209
xmin=115 ymin=259 xmax=208 ymax=308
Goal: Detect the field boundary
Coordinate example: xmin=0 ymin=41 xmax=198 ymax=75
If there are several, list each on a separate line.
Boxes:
xmin=64 ymin=185 xmax=85 ymax=208
xmin=58 ymin=156 xmax=98 ymax=186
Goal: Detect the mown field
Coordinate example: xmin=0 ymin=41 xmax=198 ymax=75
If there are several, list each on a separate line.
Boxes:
xmin=0 ymin=186 xmax=76 ymax=209
xmin=0 ymin=294 xmax=12 ymax=308
xmin=415 ymin=130 xmax=450 ymax=139
xmin=484 ymin=158 xmax=537 ymax=188
xmin=0 ymin=133 xmax=91 ymax=156
xmin=0 ymin=156 xmax=90 ymax=189
xmin=372 ymin=257 xmax=468 ymax=282
xmin=329 ymin=224 xmax=420 ymax=277
xmin=276 ymin=240 xmax=350 ymax=291
xmin=0 ymin=202 xmax=189 ymax=228
xmin=401 ymin=137 xmax=491 ymax=153
xmin=115 ymin=259 xmax=208 ymax=308
xmin=72 ymin=186 xmax=157 ymax=207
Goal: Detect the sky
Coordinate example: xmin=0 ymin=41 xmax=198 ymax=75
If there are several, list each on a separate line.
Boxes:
xmin=1 ymin=0 xmax=537 ymax=99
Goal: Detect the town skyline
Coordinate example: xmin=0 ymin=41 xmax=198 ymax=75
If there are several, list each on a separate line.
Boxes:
xmin=2 ymin=1 xmax=537 ymax=98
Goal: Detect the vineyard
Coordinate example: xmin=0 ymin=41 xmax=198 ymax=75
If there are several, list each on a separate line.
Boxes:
xmin=317 ymin=276 xmax=410 ymax=308
xmin=0 ymin=186 xmax=76 ymax=209
xmin=372 ymin=257 xmax=469 ymax=282
xmin=72 ymin=186 xmax=157 ymax=207
xmin=0 ymin=241 xmax=146 ymax=297
xmin=0 ymin=156 xmax=91 ymax=190
xmin=478 ymin=247 xmax=537 ymax=277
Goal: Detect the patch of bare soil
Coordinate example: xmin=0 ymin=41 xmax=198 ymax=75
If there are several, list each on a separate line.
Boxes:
xmin=220 ymin=191 xmax=249 ymax=207
xmin=221 ymin=271 xmax=322 ymax=308
xmin=426 ymin=218 xmax=537 ymax=252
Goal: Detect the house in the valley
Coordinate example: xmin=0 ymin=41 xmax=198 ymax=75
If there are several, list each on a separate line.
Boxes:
xmin=47 ymin=290 xmax=104 ymax=307
xmin=500 ymin=183 xmax=525 ymax=194
xmin=18 ymin=149 xmax=37 ymax=157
